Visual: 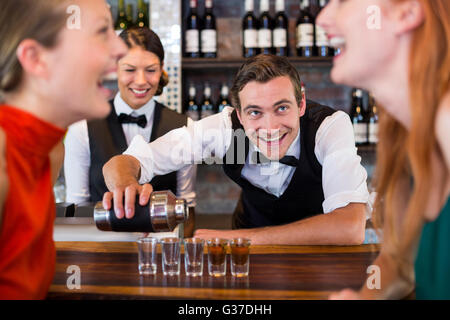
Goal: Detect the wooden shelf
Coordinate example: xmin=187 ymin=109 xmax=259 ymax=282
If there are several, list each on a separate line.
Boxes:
xmin=182 ymin=57 xmax=334 ymax=70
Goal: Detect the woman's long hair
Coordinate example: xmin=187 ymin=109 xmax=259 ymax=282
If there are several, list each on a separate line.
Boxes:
xmin=373 ymin=0 xmax=450 ymax=282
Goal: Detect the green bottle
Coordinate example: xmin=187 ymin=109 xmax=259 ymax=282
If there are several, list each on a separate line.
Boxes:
xmin=137 ymin=0 xmax=149 ymax=28
xmin=115 ymin=0 xmax=128 ymax=33
xmin=126 ymin=3 xmax=135 ymax=28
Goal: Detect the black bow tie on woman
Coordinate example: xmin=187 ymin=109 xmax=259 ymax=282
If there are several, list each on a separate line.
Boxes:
xmin=251 ymin=151 xmax=300 ymax=167
xmin=118 ymin=113 xmax=147 ymax=128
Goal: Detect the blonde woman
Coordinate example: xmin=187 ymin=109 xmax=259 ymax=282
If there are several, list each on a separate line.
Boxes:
xmin=0 ymin=0 xmax=126 ymax=299
xmin=318 ymin=0 xmax=450 ymax=299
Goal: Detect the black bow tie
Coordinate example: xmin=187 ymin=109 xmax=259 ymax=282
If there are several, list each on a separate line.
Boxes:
xmin=251 ymin=152 xmax=300 ymax=167
xmin=118 ymin=113 xmax=147 ymax=128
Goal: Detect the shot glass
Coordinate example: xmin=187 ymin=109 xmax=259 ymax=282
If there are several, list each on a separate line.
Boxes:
xmin=184 ymin=238 xmax=204 ymax=277
xmin=230 ymin=238 xmax=251 ymax=277
xmin=207 ymin=238 xmax=228 ymax=277
xmin=161 ymin=237 xmax=181 ymax=276
xmin=136 ymin=237 xmax=158 ymax=276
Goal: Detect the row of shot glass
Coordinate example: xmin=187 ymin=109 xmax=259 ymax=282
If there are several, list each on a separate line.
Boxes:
xmin=137 ymin=237 xmax=251 ymax=277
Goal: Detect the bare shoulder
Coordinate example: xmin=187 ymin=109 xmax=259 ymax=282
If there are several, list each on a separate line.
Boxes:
xmin=436 ymin=93 xmax=450 ymax=143
xmin=436 ymin=92 xmax=450 ymax=169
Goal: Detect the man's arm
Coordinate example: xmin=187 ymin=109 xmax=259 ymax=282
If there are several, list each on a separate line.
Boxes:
xmin=0 ymin=128 xmax=8 ymax=229
xmin=195 ymin=202 xmax=366 ymax=245
xmin=103 ymin=110 xmax=233 ymax=220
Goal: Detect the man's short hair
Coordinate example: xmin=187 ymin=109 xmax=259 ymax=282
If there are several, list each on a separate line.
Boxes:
xmin=230 ymin=54 xmax=303 ymax=110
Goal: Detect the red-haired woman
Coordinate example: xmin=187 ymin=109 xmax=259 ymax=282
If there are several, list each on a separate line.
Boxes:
xmin=318 ymin=0 xmax=450 ymax=299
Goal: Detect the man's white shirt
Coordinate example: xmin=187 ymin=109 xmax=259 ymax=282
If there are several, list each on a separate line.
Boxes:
xmin=124 ymin=106 xmax=370 ymax=216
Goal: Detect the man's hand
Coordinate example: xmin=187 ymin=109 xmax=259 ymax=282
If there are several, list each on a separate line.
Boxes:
xmin=102 ymin=154 xmax=151 ymax=219
xmin=102 ymin=183 xmax=153 ymax=219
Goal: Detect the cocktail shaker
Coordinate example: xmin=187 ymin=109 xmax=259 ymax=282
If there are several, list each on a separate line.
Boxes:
xmin=94 ymin=190 xmax=188 ymax=232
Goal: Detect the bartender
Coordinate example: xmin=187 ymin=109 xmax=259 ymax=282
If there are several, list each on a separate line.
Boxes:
xmin=102 ymin=54 xmax=370 ymax=245
xmin=64 ymin=27 xmax=196 ymax=236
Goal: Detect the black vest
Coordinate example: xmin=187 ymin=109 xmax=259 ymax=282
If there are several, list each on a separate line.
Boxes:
xmin=222 ymin=100 xmax=336 ymax=229
xmin=87 ymin=100 xmax=187 ymax=202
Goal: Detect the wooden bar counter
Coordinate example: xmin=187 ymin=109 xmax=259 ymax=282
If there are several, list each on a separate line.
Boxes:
xmin=47 ymin=241 xmax=380 ymax=300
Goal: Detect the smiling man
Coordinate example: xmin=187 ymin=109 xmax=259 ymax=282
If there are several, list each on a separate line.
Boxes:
xmin=102 ymin=54 xmax=370 ymax=245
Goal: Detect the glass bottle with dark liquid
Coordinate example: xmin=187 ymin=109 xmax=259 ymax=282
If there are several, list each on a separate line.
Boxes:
xmin=296 ymin=0 xmax=314 ymax=57
xmin=273 ymin=0 xmax=289 ymax=56
xmin=243 ymin=0 xmax=259 ymax=57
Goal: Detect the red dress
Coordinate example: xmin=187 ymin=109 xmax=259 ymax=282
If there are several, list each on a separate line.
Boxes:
xmin=0 ymin=105 xmax=65 ymax=299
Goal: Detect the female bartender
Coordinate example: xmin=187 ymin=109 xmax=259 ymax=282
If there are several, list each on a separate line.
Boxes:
xmin=64 ymin=27 xmax=196 ymax=236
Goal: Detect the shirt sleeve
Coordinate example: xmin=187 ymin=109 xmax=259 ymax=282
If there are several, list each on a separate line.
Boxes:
xmin=64 ymin=120 xmax=91 ymax=204
xmin=124 ymin=106 xmax=234 ymax=185
xmin=314 ymin=111 xmax=371 ymax=217
xmin=176 ymin=164 xmax=197 ymax=207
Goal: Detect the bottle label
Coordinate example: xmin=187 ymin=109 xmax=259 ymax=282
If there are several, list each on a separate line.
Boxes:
xmin=186 ymin=110 xmax=200 ymax=121
xmin=201 ymin=30 xmax=217 ymax=53
xmin=315 ymin=25 xmax=329 ymax=46
xmin=186 ymin=30 xmax=199 ymax=52
xmin=258 ymin=29 xmax=272 ymax=48
xmin=369 ymin=123 xmax=378 ymax=143
xmin=273 ymin=28 xmax=287 ymax=47
xmin=353 ymin=123 xmax=368 ymax=144
xmin=244 ymin=29 xmax=258 ymax=48
xmin=296 ymin=24 xmax=314 ymax=47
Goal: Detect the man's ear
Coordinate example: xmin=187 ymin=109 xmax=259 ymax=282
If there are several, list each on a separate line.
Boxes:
xmin=391 ymin=0 xmax=425 ymax=35
xmin=16 ymin=39 xmax=49 ymax=80
xmin=299 ymin=92 xmax=306 ymax=117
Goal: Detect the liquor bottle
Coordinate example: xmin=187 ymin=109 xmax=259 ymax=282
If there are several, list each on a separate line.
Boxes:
xmin=243 ymin=0 xmax=259 ymax=58
xmin=273 ymin=0 xmax=288 ymax=56
xmin=186 ymin=84 xmax=200 ymax=121
xmin=315 ymin=0 xmax=332 ymax=57
xmin=115 ymin=0 xmax=128 ymax=35
xmin=296 ymin=0 xmax=314 ymax=57
xmin=258 ymin=0 xmax=273 ymax=55
xmin=136 ymin=0 xmax=149 ymax=28
xmin=368 ymin=94 xmax=379 ymax=145
xmin=201 ymin=83 xmax=215 ymax=119
xmin=185 ymin=0 xmax=201 ymax=58
xmin=217 ymin=84 xmax=231 ymax=113
xmin=351 ymin=89 xmax=368 ymax=146
xmin=201 ymin=0 xmax=217 ymax=58
xmin=126 ymin=4 xmax=135 ymax=29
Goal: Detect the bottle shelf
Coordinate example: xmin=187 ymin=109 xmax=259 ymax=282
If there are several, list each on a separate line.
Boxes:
xmin=182 ymin=56 xmax=333 ymax=70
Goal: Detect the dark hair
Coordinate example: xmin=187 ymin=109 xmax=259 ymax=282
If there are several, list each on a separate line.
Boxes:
xmin=230 ymin=54 xmax=303 ymax=110
xmin=119 ymin=27 xmax=168 ymax=96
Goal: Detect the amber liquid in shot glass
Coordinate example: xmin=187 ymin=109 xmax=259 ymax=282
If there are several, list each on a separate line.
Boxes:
xmin=230 ymin=238 xmax=251 ymax=277
xmin=207 ymin=238 xmax=228 ymax=277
